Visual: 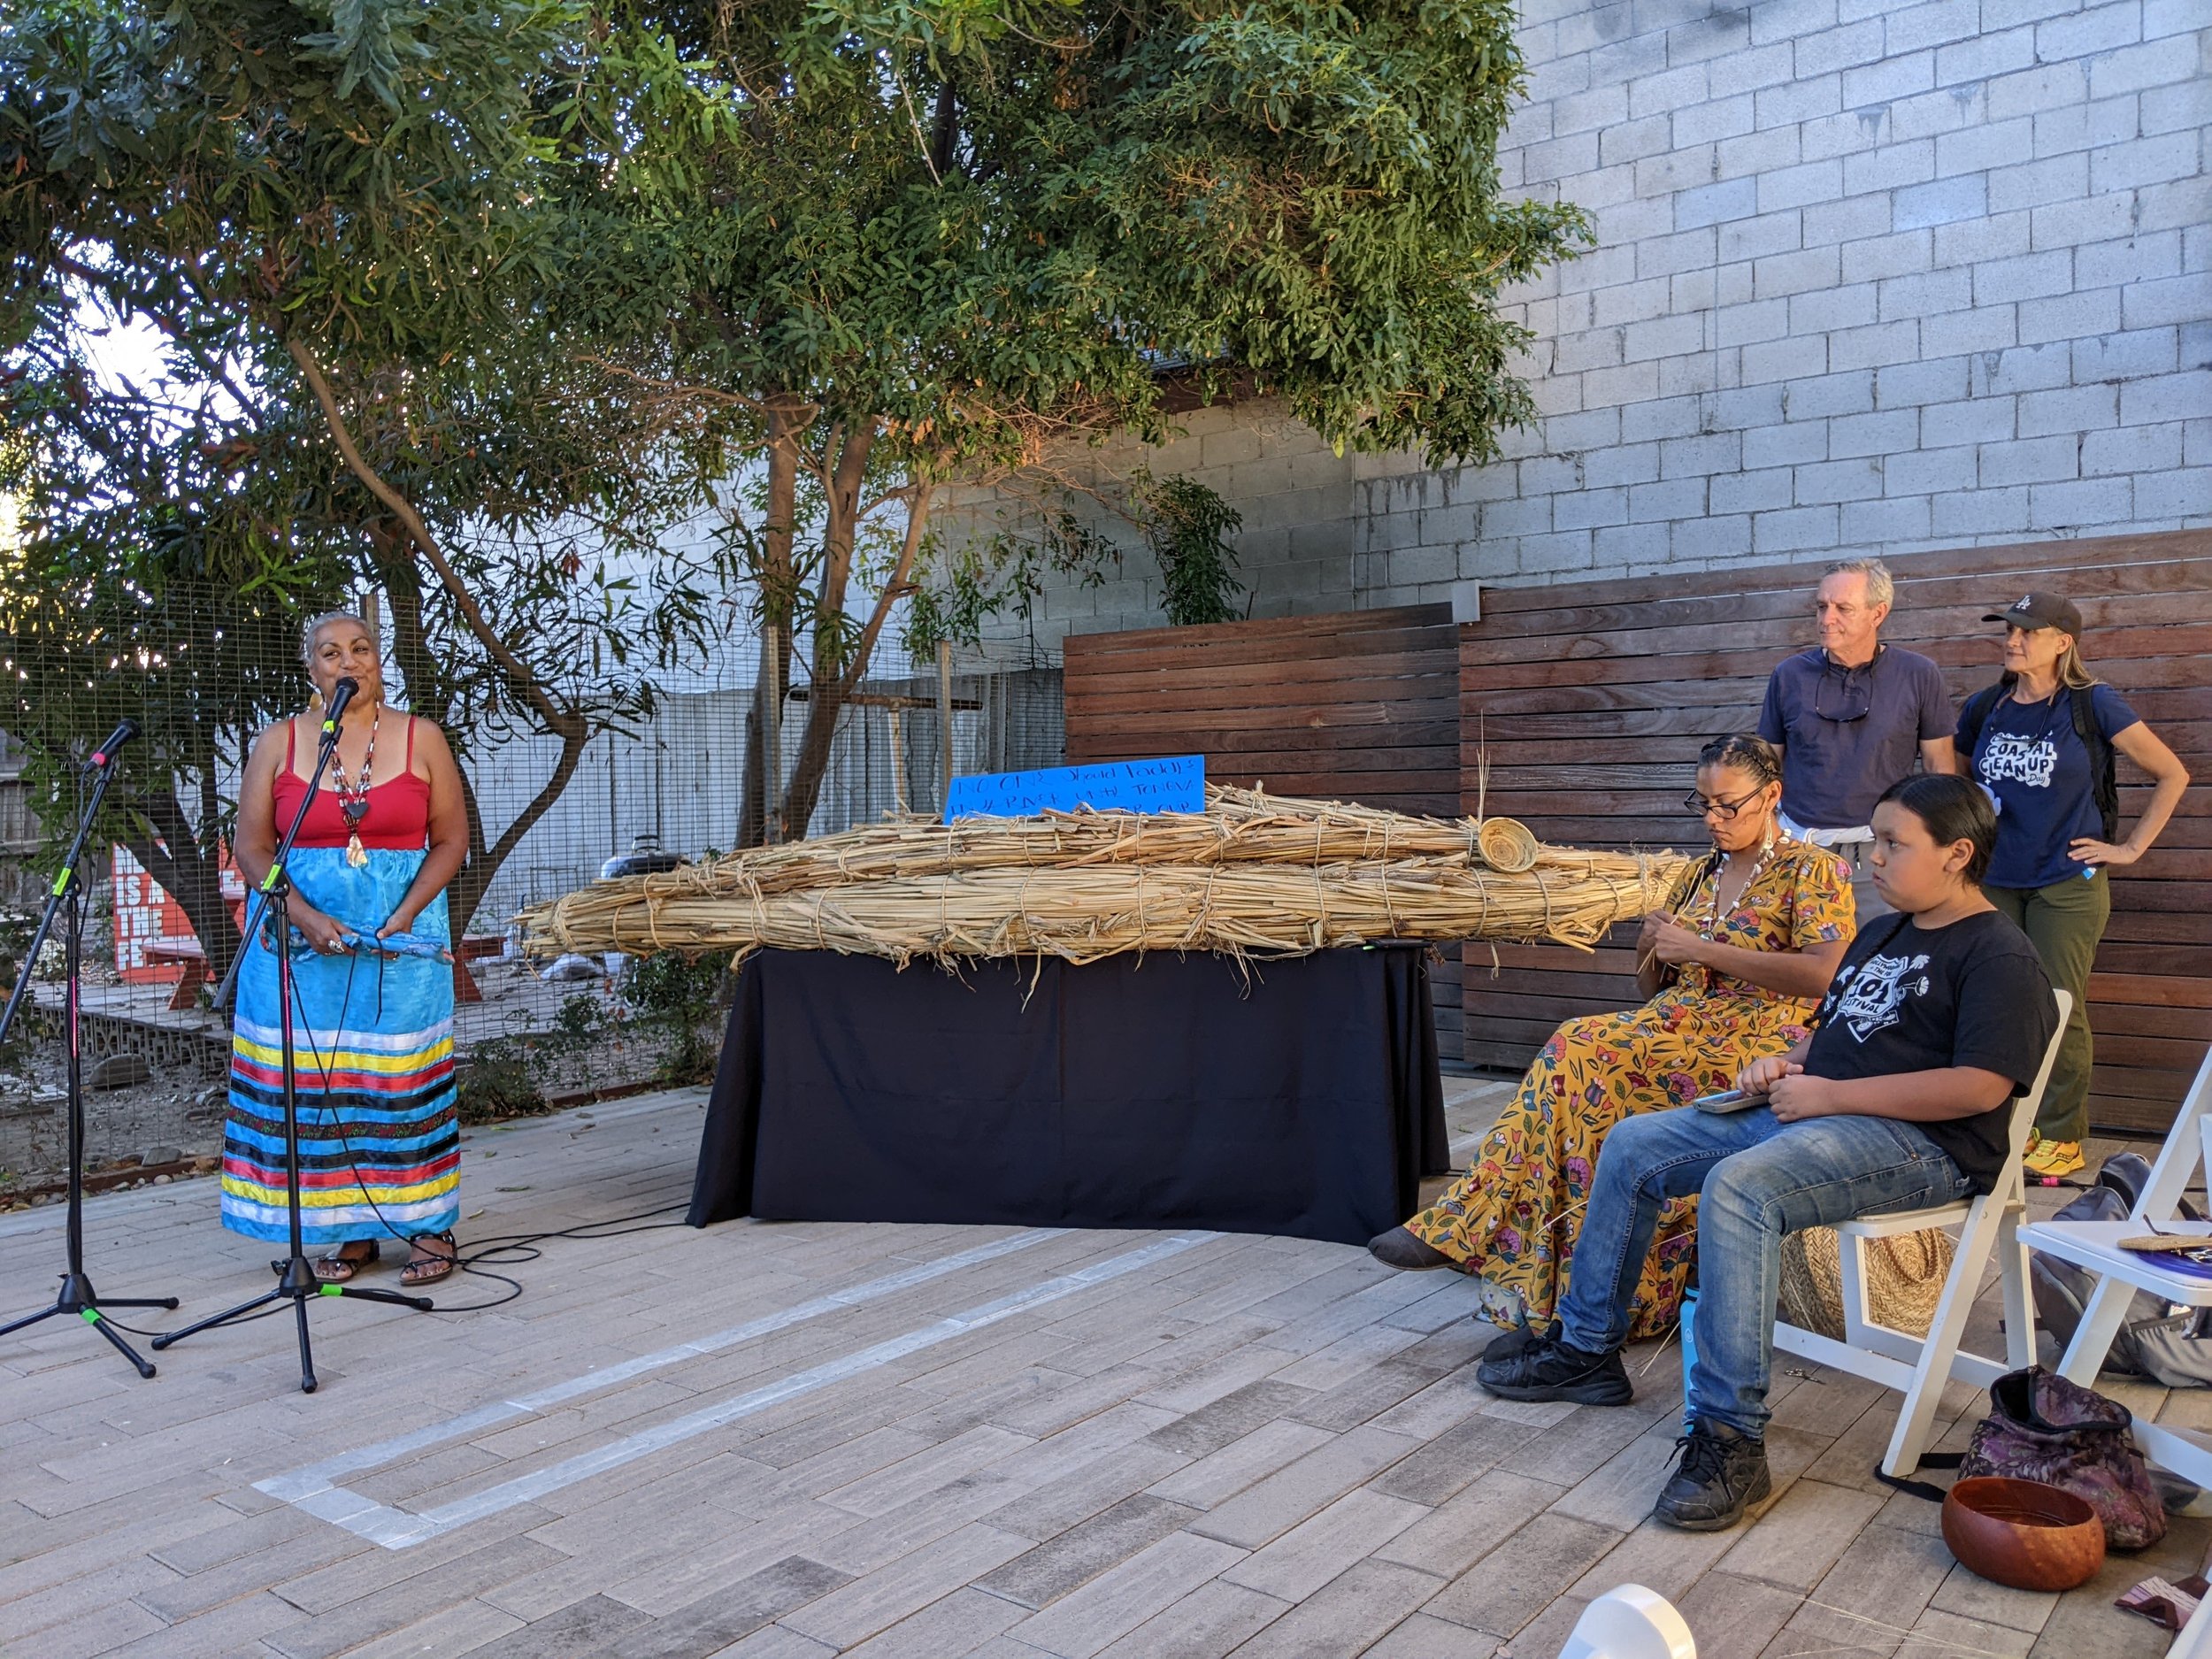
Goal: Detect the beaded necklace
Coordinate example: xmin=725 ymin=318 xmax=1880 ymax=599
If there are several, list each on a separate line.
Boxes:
xmin=1701 ymin=827 xmax=1786 ymax=941
xmin=326 ymin=703 xmax=380 ymax=868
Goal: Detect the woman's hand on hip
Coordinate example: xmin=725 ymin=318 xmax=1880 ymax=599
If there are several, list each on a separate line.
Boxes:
xmin=2068 ymin=837 xmax=2136 ymax=867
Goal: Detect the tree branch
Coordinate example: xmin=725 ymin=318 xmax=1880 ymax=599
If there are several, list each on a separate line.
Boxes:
xmin=285 ymin=336 xmax=584 ymax=740
xmin=46 ymin=249 xmax=262 ymax=423
xmin=844 ymin=480 xmax=934 ymax=693
xmin=813 ymin=420 xmax=876 ymax=677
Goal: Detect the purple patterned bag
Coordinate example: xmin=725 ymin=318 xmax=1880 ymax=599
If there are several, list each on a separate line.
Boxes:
xmin=1959 ymin=1367 xmax=2168 ymax=1549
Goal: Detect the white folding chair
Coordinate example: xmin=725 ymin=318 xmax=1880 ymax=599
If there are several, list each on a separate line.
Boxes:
xmin=1773 ymin=990 xmax=2071 ymax=1478
xmin=2018 ymin=1041 xmax=2212 ymax=1495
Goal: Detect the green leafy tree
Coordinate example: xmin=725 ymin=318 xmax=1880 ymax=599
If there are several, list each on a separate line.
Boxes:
xmin=0 ymin=0 xmax=729 ymax=945
xmin=0 ymin=378 xmax=349 ymax=979
xmin=564 ymin=0 xmax=1586 ymax=839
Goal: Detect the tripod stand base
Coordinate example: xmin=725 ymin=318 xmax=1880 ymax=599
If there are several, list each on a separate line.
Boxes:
xmin=0 ymin=1273 xmax=181 ymax=1379
xmin=151 ymin=1255 xmax=433 ymax=1394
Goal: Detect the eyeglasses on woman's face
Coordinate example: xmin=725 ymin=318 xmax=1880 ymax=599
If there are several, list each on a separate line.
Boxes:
xmin=1684 ymin=787 xmax=1765 ymax=821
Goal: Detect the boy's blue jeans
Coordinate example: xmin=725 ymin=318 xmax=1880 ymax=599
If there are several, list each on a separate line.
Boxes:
xmin=1554 ymin=1105 xmax=1976 ymax=1439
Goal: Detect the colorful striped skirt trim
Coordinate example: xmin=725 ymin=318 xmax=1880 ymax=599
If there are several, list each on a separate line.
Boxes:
xmin=219 ymin=846 xmax=460 ymax=1246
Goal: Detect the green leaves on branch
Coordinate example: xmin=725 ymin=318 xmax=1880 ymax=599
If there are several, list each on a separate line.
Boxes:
xmin=903 ymin=471 xmax=1241 ymax=650
xmin=295 ymin=0 xmax=439 ymax=109
xmin=904 ymin=509 xmax=1120 ymax=657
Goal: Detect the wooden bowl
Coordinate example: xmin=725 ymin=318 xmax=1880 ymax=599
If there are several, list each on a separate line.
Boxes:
xmin=1941 ymin=1477 xmax=2106 ymax=1592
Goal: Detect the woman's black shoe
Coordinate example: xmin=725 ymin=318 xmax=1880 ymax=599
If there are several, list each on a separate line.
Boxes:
xmin=1653 ymin=1420 xmax=1771 ymax=1531
xmin=1366 ymin=1227 xmax=1454 ymax=1271
xmin=1474 ymin=1332 xmax=1633 ymax=1405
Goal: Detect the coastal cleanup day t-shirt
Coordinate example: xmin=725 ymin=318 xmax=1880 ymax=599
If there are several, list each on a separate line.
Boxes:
xmin=1964 ymin=683 xmax=2141 ymax=889
xmin=1803 ymin=910 xmax=2057 ymax=1193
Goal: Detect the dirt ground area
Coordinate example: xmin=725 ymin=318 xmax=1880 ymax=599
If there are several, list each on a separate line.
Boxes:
xmin=0 ymin=954 xmax=704 ymax=1210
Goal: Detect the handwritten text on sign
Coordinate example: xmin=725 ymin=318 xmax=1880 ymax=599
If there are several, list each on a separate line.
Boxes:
xmin=944 ymin=756 xmax=1206 ymax=821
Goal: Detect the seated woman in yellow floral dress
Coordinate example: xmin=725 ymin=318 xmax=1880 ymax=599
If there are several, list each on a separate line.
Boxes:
xmin=1370 ymin=734 xmax=1855 ymax=1338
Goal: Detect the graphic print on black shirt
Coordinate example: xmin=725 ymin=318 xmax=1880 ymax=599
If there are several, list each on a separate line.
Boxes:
xmin=1831 ymin=941 xmax=1932 ymax=1041
xmin=1804 ymin=910 xmax=2057 ymax=1193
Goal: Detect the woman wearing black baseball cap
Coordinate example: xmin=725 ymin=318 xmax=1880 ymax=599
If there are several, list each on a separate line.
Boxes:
xmin=1955 ymin=594 xmax=2190 ymax=1181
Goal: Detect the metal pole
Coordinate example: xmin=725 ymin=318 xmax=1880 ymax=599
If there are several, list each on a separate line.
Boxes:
xmin=936 ymin=641 xmax=954 ymax=810
xmin=887 ymin=706 xmax=908 ymax=815
xmin=764 ymin=624 xmax=784 ymax=844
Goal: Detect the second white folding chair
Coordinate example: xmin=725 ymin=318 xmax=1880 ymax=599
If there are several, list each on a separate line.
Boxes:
xmin=2018 ymin=1040 xmax=2212 ymax=1494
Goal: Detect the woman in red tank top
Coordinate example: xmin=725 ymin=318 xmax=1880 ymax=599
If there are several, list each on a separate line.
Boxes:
xmin=220 ymin=611 xmax=471 ymax=1286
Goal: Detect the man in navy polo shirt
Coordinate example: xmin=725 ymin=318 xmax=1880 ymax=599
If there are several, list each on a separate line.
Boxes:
xmin=1759 ymin=559 xmax=1955 ymax=918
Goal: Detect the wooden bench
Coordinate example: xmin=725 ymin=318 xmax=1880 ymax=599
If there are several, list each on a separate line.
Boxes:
xmin=451 ymin=935 xmax=504 ymax=1003
xmin=144 ymin=940 xmax=210 ymax=1010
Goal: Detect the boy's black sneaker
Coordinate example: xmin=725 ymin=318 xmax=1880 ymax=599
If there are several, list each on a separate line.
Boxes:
xmin=1474 ymin=1329 xmax=1633 ymax=1406
xmin=1653 ymin=1419 xmax=1771 ymax=1531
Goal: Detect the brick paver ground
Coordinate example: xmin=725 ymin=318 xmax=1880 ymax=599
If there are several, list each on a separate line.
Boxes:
xmin=0 ymin=1081 xmax=2200 ymax=1657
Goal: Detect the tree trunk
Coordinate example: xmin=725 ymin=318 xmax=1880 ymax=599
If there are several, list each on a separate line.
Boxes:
xmin=122 ymin=787 xmax=240 ymax=983
xmin=778 ymin=684 xmax=846 ymax=841
xmin=776 ymin=473 xmax=935 ymax=839
xmin=736 ymin=419 xmax=802 ymax=849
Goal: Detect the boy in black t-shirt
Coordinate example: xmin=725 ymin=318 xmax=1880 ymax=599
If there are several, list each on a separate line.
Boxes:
xmin=1476 ymin=775 xmax=2056 ymax=1532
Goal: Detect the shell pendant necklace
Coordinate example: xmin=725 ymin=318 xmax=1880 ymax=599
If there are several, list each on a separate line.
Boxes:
xmin=327 ymin=703 xmax=380 ymax=867
xmin=1704 ymin=826 xmax=1785 ymax=940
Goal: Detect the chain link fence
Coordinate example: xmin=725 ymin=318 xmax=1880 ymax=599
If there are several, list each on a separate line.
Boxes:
xmin=0 ymin=598 xmax=1065 ymax=1187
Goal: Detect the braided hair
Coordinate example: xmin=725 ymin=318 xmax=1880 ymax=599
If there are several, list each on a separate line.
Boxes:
xmin=1669 ymin=733 xmax=1786 ymax=910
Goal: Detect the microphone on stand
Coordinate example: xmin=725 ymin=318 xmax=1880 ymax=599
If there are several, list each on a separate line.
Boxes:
xmin=87 ymin=719 xmax=140 ymax=771
xmin=320 ymin=677 xmax=360 ymax=739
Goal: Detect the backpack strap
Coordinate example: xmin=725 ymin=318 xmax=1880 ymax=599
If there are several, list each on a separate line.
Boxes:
xmin=1957 ymin=682 xmax=2005 ymax=764
xmin=1874 ymin=1451 xmax=1965 ymax=1503
xmin=2070 ymin=685 xmax=2120 ymax=843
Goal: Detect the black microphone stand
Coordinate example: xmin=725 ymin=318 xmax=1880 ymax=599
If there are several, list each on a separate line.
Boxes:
xmin=0 ymin=747 xmax=180 ymax=1377
xmin=153 ymin=697 xmax=432 ymax=1392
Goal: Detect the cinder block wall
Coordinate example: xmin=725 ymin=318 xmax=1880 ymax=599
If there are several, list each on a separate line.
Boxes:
xmin=952 ymin=0 xmax=2210 ymax=648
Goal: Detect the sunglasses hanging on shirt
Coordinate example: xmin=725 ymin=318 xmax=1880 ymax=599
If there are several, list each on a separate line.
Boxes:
xmin=1813 ymin=658 xmax=1876 ymax=723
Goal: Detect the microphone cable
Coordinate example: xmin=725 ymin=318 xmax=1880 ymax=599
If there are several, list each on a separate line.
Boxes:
xmin=99 ymin=926 xmax=691 ymax=1335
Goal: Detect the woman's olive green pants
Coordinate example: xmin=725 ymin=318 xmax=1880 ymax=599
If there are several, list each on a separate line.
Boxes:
xmin=1985 ymin=872 xmax=2110 ymax=1145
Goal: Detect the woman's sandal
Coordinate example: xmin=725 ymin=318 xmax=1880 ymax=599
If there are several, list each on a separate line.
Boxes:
xmin=313 ymin=1240 xmax=380 ymax=1283
xmin=401 ymin=1231 xmax=457 ymax=1287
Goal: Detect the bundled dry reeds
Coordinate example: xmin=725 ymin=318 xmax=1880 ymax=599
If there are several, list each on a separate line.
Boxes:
xmin=518 ymin=787 xmax=1695 ymax=969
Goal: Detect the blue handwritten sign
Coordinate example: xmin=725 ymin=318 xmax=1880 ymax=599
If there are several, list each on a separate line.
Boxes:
xmin=944 ymin=756 xmax=1206 ymax=821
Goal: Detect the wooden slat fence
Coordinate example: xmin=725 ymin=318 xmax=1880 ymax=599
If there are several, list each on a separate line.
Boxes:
xmin=1064 ymin=603 xmax=1465 ymax=1060
xmin=1460 ymin=529 xmax=2212 ymax=1136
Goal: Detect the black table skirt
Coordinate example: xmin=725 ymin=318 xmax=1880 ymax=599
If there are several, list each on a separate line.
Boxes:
xmin=688 ymin=946 xmax=1451 ymax=1247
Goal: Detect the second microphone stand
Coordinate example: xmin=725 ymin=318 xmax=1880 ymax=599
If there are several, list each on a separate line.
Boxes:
xmin=0 ymin=748 xmax=180 ymax=1377
xmin=153 ymin=702 xmax=432 ymax=1392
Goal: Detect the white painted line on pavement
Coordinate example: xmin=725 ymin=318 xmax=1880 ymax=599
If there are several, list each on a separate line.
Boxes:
xmin=257 ymin=1226 xmax=1069 ymax=1503
xmin=267 ymin=1230 xmax=1215 ymax=1548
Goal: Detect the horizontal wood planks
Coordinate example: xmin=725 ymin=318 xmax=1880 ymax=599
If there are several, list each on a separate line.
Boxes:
xmin=1462 ymin=530 xmax=2212 ymax=1137
xmin=1066 ymin=604 xmax=1465 ymax=1060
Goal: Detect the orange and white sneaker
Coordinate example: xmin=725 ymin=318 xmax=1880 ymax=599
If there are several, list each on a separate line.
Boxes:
xmin=2023 ymin=1133 xmax=2085 ymax=1185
